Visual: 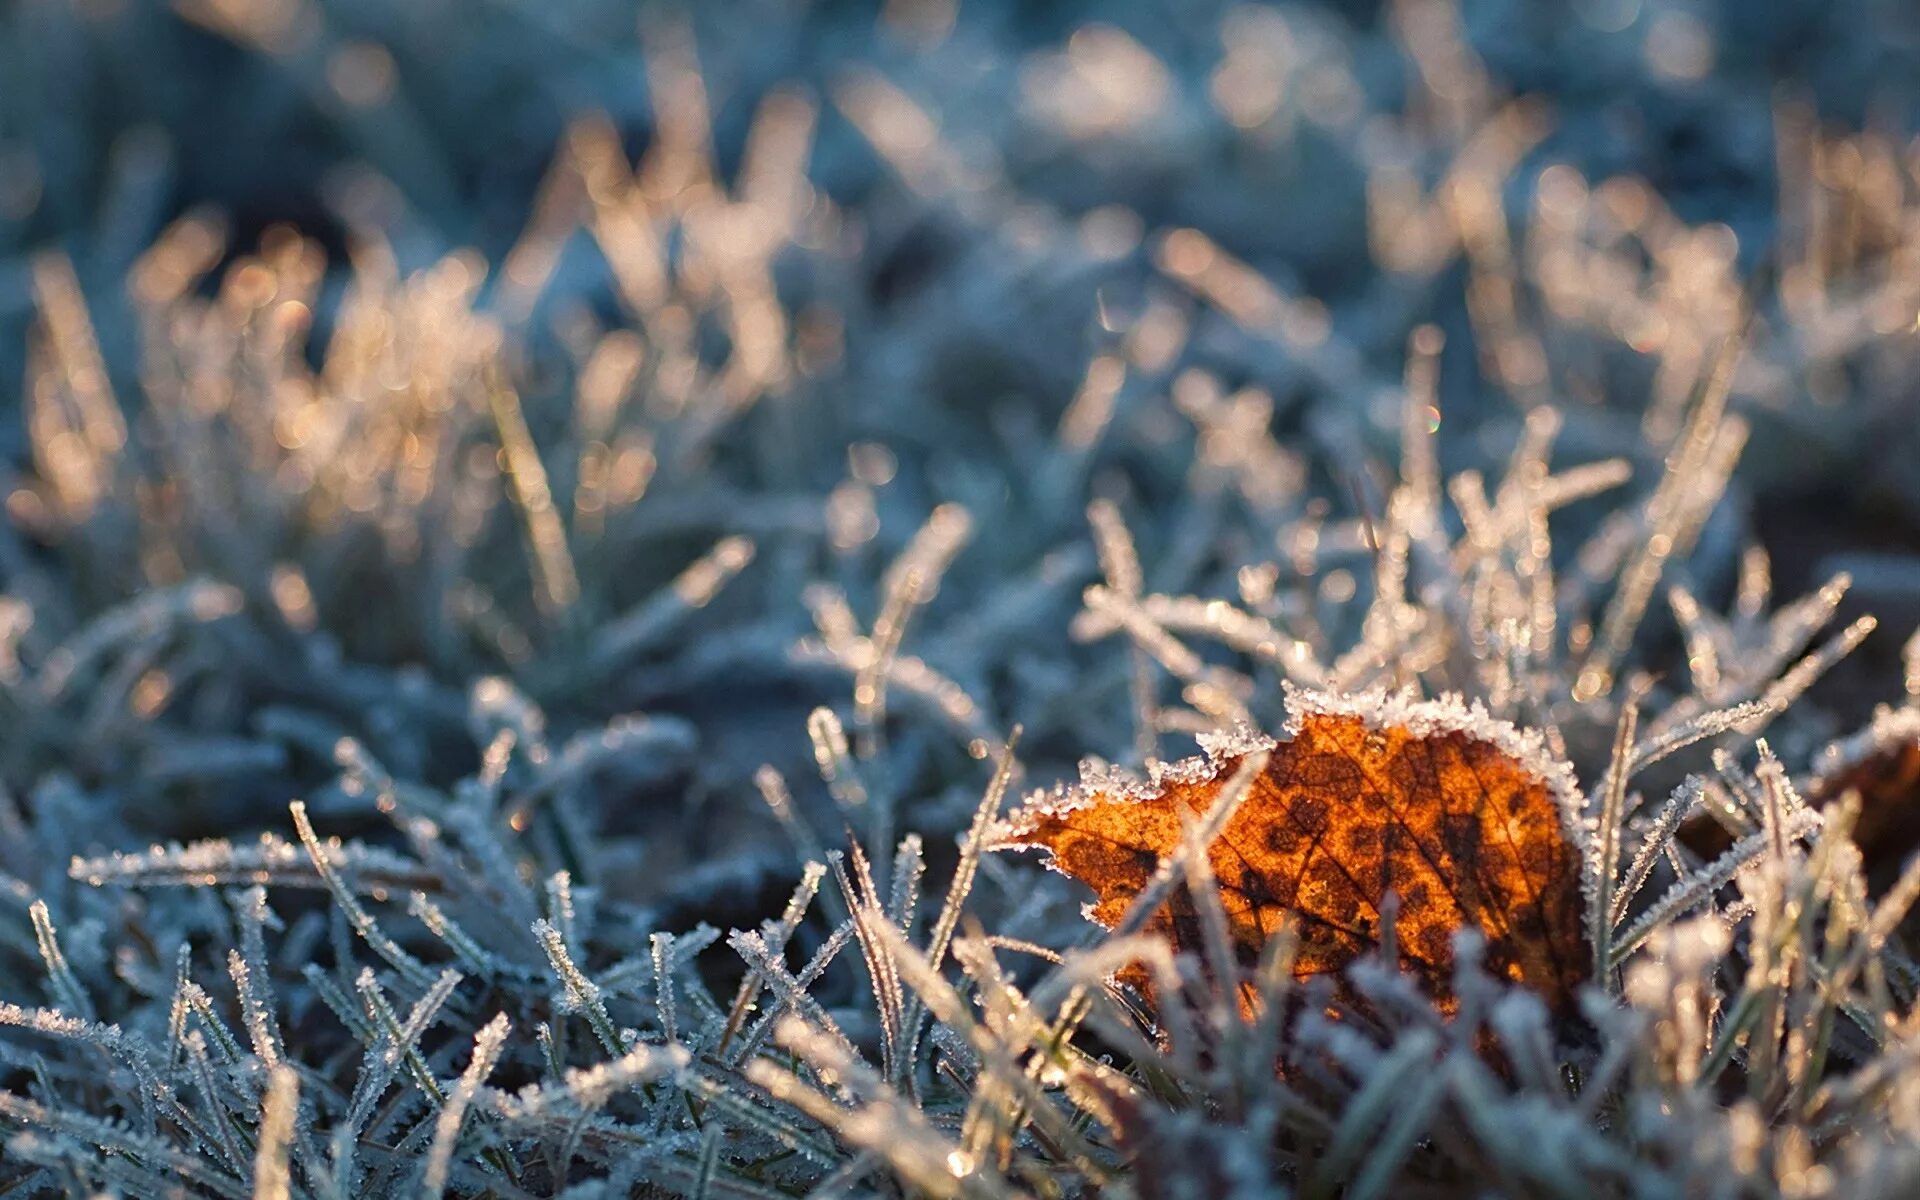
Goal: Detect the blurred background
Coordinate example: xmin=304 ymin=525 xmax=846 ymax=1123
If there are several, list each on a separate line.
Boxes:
xmin=7 ymin=0 xmax=1920 ymax=540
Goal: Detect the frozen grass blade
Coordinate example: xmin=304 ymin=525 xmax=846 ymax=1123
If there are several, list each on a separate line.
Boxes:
xmin=251 ymin=1065 xmax=298 ymax=1200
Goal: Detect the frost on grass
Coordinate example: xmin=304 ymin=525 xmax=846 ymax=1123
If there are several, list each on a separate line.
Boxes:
xmin=7 ymin=2 xmax=1920 ymax=1198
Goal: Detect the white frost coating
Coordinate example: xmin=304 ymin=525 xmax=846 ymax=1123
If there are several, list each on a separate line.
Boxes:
xmin=1807 ymin=704 xmax=1920 ymax=797
xmin=0 ymin=1002 xmax=124 ymax=1043
xmin=1079 ymin=757 xmax=1155 ymax=800
xmin=499 ymin=1042 xmax=691 ymax=1118
xmin=1195 ymin=722 xmax=1280 ymax=762
xmin=991 ymin=684 xmax=1586 ymax=853
xmin=989 ymin=727 xmax=1276 ymax=850
xmin=69 ymin=834 xmax=439 ymax=892
xmin=1148 ymin=753 xmax=1235 ymax=789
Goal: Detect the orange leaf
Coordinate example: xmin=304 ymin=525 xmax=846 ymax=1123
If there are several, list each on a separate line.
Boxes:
xmin=1810 ymin=707 xmax=1920 ymax=898
xmin=992 ymin=689 xmax=1589 ymax=1017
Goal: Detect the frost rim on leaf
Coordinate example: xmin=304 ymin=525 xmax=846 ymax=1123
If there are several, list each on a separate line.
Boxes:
xmin=1807 ymin=704 xmax=1920 ymax=798
xmin=990 ymin=683 xmax=1588 ymax=860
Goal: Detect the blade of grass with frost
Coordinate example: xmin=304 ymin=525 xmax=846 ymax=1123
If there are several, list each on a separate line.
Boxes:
xmin=439 ymin=804 xmax=542 ymax=930
xmin=162 ymin=945 xmax=193 ymax=1066
xmin=1173 ymin=774 xmax=1249 ymax=1029
xmin=650 ymin=931 xmax=678 ymax=1046
xmin=0 ymin=1003 xmax=176 ymax=1134
xmin=752 ymin=770 xmax=844 ymax=921
xmin=26 ymin=901 xmax=92 ymax=1023
xmin=1696 ymin=850 xmax=1813 ymax=1092
xmin=0 ymin=784 xmax=30 ymax=876
xmin=469 ymin=683 xmax=542 ymax=759
xmin=533 ymin=918 xmax=627 ymax=1058
xmin=1576 ymin=332 xmax=1745 ymax=702
xmin=803 ymin=583 xmax=865 ymax=658
xmin=521 ymin=713 xmax=696 ymax=813
xmin=228 ymin=888 xmax=285 ymax=1067
xmin=1756 ymin=744 xmax=1799 ymax=867
xmin=1239 ymin=925 xmax=1305 ymax=1065
xmin=1835 ymin=839 xmax=1920 ymax=993
xmin=1399 ymin=326 xmax=1445 ymax=542
xmin=346 ymin=968 xmax=460 ymax=1132
xmin=28 ymin=253 xmax=124 ymax=464
xmin=1106 ymin=749 xmax=1269 ymax=944
xmin=1651 ymin=576 xmax=1864 ymax=745
xmin=900 ymin=735 xmax=1019 ymax=1076
xmin=1089 ymin=498 xmax=1158 ymax=764
xmin=888 ymin=834 xmax=924 ymax=935
xmin=0 ymin=1090 xmax=251 ymax=1199
xmin=35 ymin=582 xmax=239 ymax=703
xmin=922 ymin=542 xmax=1093 ymax=665
xmin=1078 ymin=583 xmax=1252 ymax=725
xmin=484 ymin=367 xmax=579 ymax=618
xmin=796 ymin=597 xmax=990 ymax=725
xmin=1810 ymin=1029 xmax=1920 ymax=1138
xmin=1764 ymin=573 xmax=1856 ymax=666
xmin=70 ymin=834 xmax=441 ymax=893
xmin=802 ymin=647 xmax=999 ymax=750
xmin=1667 ymin=584 xmax=1728 ymax=701
xmin=1627 ymin=700 xmax=1776 ymax=777
xmin=1350 ymin=950 xmax=1455 ymax=1029
xmin=724 ymin=928 xmax=854 ymax=1068
xmin=1610 ymin=776 xmax=1707 ymax=928
xmin=690 ymin=1124 xmax=724 ymax=1199
xmin=801 ymin=1150 xmax=882 ymax=1198
xmin=908 ymin=920 xmax=1070 ymax=1094
xmin=949 ymin=934 xmax=1023 ymax=1047
xmin=289 ymin=803 xmax=434 ymax=989
xmin=1125 ymin=593 xmax=1330 ymax=687
xmin=1731 ymin=616 xmax=1880 ymax=749
xmin=407 ymin=892 xmax=534 ymax=982
xmin=1487 ymin=989 xmax=1562 ymax=1095
xmin=751 ymin=1016 xmax=1015 ymax=1200
xmin=857 ymin=504 xmax=973 ymax=767
xmin=498 ymin=1041 xmax=690 ymax=1121
xmin=574 ymin=535 xmax=756 ymax=681
xmin=1709 ymin=747 xmax=1772 ymax=832
xmin=182 ymin=1030 xmax=253 ymax=1179
xmin=183 ymin=978 xmax=250 ymax=1063
xmin=1587 ymin=692 xmax=1638 ymax=982
xmin=422 ymin=1012 xmax=510 ymax=1198
xmin=1131 ymin=940 xmax=1209 ymax=1084
xmin=1447 ymin=1055 xmax=1632 ymax=1198
xmin=873 ymin=923 xmax=1112 ymax=1183
xmin=1530 ymin=457 xmax=1636 ymax=514
xmin=681 ymin=1067 xmax=842 ymax=1170
xmin=806 ymin=706 xmax=867 ymax=818
xmin=604 ymin=924 xmax=722 ymax=1006
xmin=1790 ymin=845 xmax=1868 ymax=1111
xmin=251 ymin=1065 xmax=297 ymax=1200
xmin=717 ymin=859 xmax=825 ymax=1056
xmin=1611 ymin=809 xmax=1822 ymax=968
xmin=1017 ymin=932 xmax=1187 ymax=1023
xmin=831 ymin=842 xmax=905 ymax=1081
